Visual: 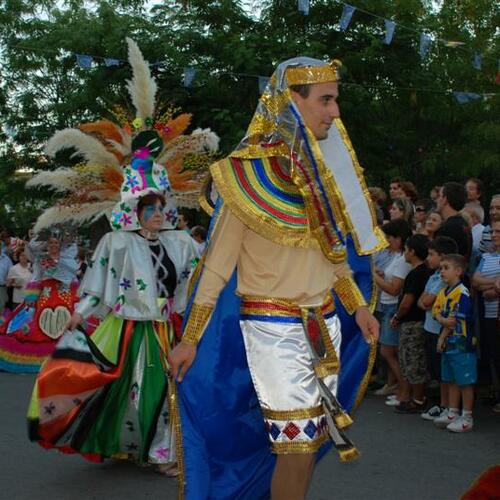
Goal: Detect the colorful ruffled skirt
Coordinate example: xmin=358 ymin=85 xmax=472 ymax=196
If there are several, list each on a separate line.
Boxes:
xmin=0 ymin=279 xmax=79 ymax=373
xmin=27 ymin=314 xmax=178 ymax=465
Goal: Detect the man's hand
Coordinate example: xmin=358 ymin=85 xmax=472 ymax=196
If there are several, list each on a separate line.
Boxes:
xmin=355 ymin=306 xmax=379 ymax=344
xmin=65 ymin=312 xmax=83 ymax=332
xmin=169 ymin=342 xmax=197 ymax=382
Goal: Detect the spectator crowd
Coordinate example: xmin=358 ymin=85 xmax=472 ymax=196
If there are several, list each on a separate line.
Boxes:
xmin=370 ymin=177 xmax=500 ymax=433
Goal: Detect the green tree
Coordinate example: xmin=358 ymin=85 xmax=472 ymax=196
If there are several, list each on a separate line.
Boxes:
xmin=0 ymin=0 xmax=498 ymax=236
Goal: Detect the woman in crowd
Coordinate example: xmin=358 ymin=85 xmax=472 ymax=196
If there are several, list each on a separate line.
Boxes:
xmin=423 ymin=210 xmax=443 ymax=239
xmin=0 ymin=230 xmax=79 ymax=373
xmin=390 ymin=197 xmax=414 ymax=227
xmin=373 ymin=220 xmax=412 ymax=397
xmin=414 ymin=199 xmax=434 ymax=234
xmin=6 ymin=250 xmax=32 ymax=309
xmin=472 ymin=219 xmax=500 ymax=413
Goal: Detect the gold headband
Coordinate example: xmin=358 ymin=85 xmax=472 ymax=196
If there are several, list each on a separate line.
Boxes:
xmin=285 ymin=59 xmax=341 ymax=86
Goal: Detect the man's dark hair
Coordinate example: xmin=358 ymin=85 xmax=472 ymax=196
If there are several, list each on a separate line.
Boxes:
xmin=466 ymin=177 xmax=483 ymax=196
xmin=390 ymin=177 xmax=403 ymax=185
xmin=289 ymin=84 xmax=311 ymax=98
xmin=191 ymin=225 xmax=207 ymax=242
xmin=405 ymin=234 xmax=429 ymax=261
xmin=442 ymin=182 xmax=467 ymax=211
xmin=441 ymin=253 xmax=467 ymax=274
xmin=428 ymin=236 xmax=458 ymax=256
xmin=178 ymin=210 xmax=192 ymax=227
xmin=382 ymin=219 xmax=412 ymax=247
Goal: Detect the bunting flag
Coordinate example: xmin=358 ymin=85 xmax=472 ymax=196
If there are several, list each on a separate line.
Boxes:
xmin=419 ymin=34 xmax=431 ymax=60
xmin=76 ymin=54 xmax=93 ymax=69
xmin=258 ymin=76 xmax=270 ymax=94
xmin=453 ymin=91 xmax=482 ymax=104
xmin=473 ymin=52 xmax=482 ymax=70
xmin=384 ymin=20 xmax=396 ymax=45
xmin=183 ymin=67 xmax=197 ymax=88
xmin=297 ymin=0 xmax=310 ymax=15
xmin=104 ymin=58 xmax=120 ymax=67
xmin=339 ymin=4 xmax=356 ymax=31
xmin=444 ymin=40 xmax=465 ymax=48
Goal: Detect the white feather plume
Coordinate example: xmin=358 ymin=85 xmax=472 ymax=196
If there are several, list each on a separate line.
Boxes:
xmin=157 ymin=128 xmax=220 ymax=164
xmin=126 ymin=38 xmax=157 ymax=121
xmin=46 ymin=128 xmax=120 ymax=168
xmin=34 ymin=201 xmax=116 ymax=232
xmin=27 ymin=168 xmax=80 ymax=192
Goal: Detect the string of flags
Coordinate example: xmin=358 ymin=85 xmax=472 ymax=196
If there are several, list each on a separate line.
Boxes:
xmin=12 ymin=46 xmax=497 ymax=105
xmin=297 ymin=0 xmax=497 ymax=73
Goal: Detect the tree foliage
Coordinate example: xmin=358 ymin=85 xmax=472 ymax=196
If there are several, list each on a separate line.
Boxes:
xmin=0 ymin=0 xmax=498 ymax=234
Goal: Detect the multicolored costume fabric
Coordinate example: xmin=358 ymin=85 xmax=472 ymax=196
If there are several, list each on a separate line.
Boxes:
xmin=26 ymin=37 xmax=211 ymax=468
xmin=0 ymin=241 xmax=79 ymax=373
xmin=176 ymin=57 xmax=386 ymax=499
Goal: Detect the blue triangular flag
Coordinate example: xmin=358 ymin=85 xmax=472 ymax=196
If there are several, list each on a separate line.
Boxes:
xmin=298 ymin=0 xmax=309 ymax=15
xmin=183 ymin=67 xmax=197 ymax=88
xmin=258 ymin=76 xmax=270 ymax=94
xmin=419 ymin=34 xmax=431 ymax=60
xmin=105 ymin=58 xmax=120 ymax=67
xmin=384 ymin=20 xmax=396 ymax=45
xmin=339 ymin=4 xmax=356 ymax=31
xmin=452 ymin=91 xmax=482 ymax=104
xmin=473 ymin=52 xmax=481 ymax=70
xmin=76 ymin=54 xmax=93 ymax=69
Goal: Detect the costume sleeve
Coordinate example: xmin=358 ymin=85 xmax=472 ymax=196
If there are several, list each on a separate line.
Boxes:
xmin=182 ymin=206 xmax=244 ymax=345
xmin=452 ymin=291 xmax=471 ymax=320
xmin=75 ymin=293 xmax=111 ymax=320
xmin=330 ymin=260 xmax=368 ymax=315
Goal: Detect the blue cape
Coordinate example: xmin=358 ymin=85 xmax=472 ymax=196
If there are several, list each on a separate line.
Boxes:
xmin=176 ymin=204 xmax=375 ymax=500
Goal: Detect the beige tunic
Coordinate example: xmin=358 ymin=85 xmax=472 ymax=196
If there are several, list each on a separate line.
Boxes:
xmin=194 ymin=206 xmax=353 ymax=308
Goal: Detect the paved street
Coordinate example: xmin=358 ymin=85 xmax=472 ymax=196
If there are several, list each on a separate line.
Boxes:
xmin=1 ymin=372 xmax=498 ymax=500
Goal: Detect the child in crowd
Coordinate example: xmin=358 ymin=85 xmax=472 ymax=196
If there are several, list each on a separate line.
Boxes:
xmin=432 ymin=254 xmax=476 ymax=432
xmin=390 ymin=234 xmax=432 ymax=413
xmin=418 ymin=236 xmax=458 ymax=421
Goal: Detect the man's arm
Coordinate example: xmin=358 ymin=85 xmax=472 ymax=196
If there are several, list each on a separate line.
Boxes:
xmin=170 ymin=206 xmax=244 ymax=381
xmin=418 ymin=292 xmax=436 ymax=311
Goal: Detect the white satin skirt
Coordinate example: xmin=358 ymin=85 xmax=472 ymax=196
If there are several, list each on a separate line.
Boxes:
xmin=240 ymin=314 xmax=342 ymax=454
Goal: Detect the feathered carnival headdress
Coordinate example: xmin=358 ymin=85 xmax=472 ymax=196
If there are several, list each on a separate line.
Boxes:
xmin=28 ymin=38 xmax=219 ymax=232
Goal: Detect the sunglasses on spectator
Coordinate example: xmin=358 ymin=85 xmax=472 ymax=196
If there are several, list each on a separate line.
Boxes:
xmin=415 ymin=207 xmax=426 ymax=212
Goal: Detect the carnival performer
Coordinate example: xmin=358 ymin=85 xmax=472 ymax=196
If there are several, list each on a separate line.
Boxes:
xmin=0 ymin=227 xmax=79 ymax=373
xmin=26 ymin=39 xmax=218 ymax=474
xmin=170 ymin=57 xmax=387 ymax=499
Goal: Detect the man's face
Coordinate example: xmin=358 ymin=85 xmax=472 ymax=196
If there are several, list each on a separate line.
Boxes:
xmin=435 ymin=187 xmax=446 ymax=214
xmin=389 ymin=183 xmax=400 ymax=200
xmin=291 ymin=81 xmax=340 ymax=140
xmin=490 ymin=197 xmax=500 ymax=221
xmin=465 ymin=181 xmax=480 ymax=202
xmin=491 ymin=221 xmax=500 ymax=248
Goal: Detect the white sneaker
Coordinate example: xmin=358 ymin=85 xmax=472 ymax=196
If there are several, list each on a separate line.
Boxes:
xmin=386 ymin=394 xmax=397 ymax=401
xmin=433 ymin=409 xmax=458 ymax=428
xmin=374 ymin=383 xmax=398 ymax=396
xmin=421 ymin=405 xmax=444 ymax=421
xmin=385 ymin=397 xmax=401 ymax=406
xmin=447 ymin=415 xmax=473 ymax=433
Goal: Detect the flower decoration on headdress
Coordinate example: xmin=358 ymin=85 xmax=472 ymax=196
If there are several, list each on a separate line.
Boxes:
xmin=28 ymin=38 xmax=219 ymax=232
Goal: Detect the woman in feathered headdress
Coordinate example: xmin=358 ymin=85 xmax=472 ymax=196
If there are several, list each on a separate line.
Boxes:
xmin=26 ymin=38 xmax=218 ymax=474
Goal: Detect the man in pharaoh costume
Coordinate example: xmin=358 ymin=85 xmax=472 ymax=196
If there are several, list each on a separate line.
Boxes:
xmin=27 ymin=39 xmax=218 ymax=474
xmin=170 ymin=57 xmax=387 ymax=499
